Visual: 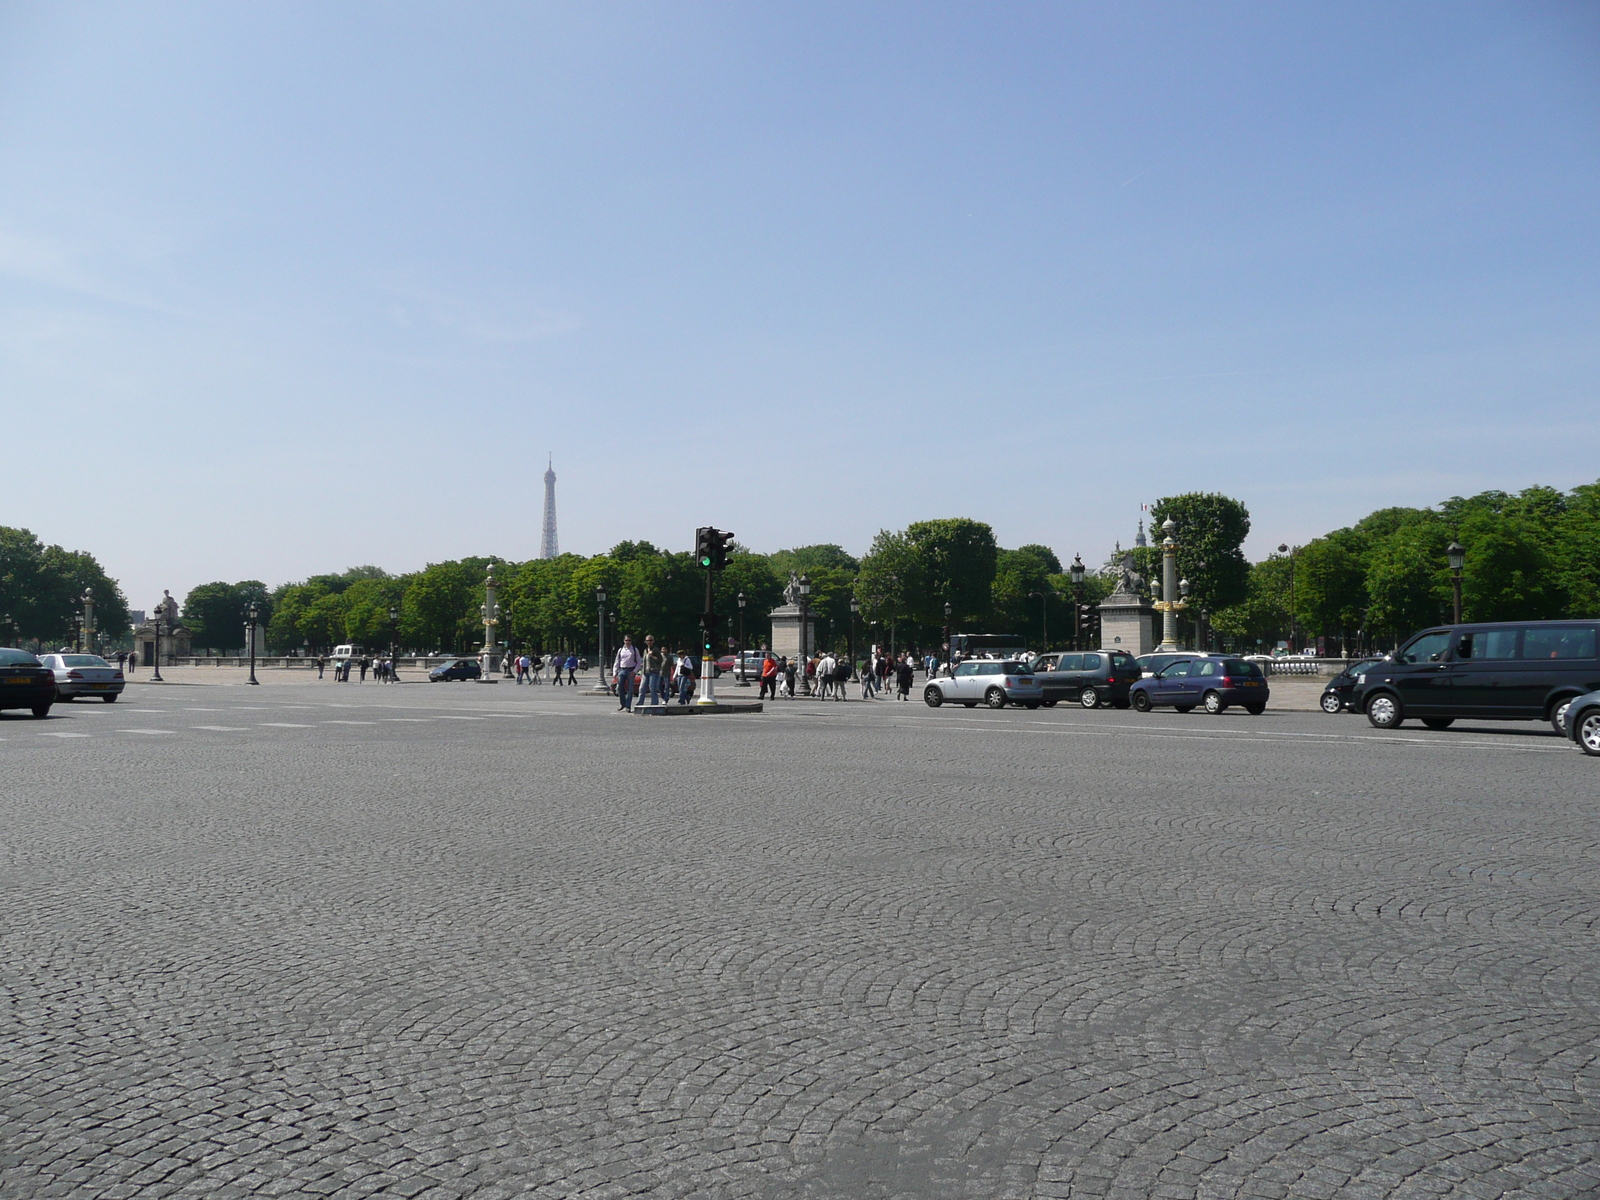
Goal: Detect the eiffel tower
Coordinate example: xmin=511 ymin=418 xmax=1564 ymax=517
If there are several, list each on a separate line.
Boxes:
xmin=540 ymin=456 xmax=559 ymax=559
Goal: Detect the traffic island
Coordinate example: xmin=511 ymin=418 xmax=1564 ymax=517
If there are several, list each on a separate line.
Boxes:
xmin=624 ymin=702 xmax=763 ymax=716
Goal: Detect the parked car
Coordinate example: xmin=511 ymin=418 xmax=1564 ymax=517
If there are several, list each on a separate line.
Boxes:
xmin=38 ymin=652 xmax=125 ymax=702
xmin=1130 ymin=657 xmax=1269 ymax=714
xmin=0 ymin=648 xmax=55 ymax=717
xmin=1566 ymin=689 xmax=1600 ymax=756
xmin=1319 ymin=658 xmax=1385 ymax=713
xmin=1135 ymin=651 xmax=1223 ymax=678
xmin=1030 ymin=649 xmax=1141 ymax=708
xmin=429 ymin=658 xmax=483 ymax=682
xmin=923 ymin=660 xmax=1043 ymax=709
xmin=1354 ymin=620 xmax=1600 ymax=732
xmin=713 ymin=654 xmax=737 ymax=677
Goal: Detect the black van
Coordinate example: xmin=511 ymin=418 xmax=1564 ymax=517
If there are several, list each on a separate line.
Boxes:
xmin=1355 ymin=620 xmax=1600 ymax=733
xmin=1030 ymin=649 xmax=1141 ymax=708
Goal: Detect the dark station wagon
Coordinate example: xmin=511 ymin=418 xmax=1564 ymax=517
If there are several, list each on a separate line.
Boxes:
xmin=1029 ymin=650 xmax=1141 ymax=709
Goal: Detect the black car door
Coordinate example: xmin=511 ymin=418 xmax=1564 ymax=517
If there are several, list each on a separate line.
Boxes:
xmin=1384 ymin=630 xmax=1455 ymax=714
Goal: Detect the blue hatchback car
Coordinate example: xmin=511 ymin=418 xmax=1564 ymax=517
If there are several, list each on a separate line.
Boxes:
xmin=1129 ymin=656 xmax=1270 ymax=714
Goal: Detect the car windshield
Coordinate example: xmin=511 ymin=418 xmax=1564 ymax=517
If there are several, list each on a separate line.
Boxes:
xmin=61 ymin=654 xmax=108 ymax=667
xmin=1220 ymin=660 xmax=1261 ymax=676
xmin=0 ymin=649 xmax=42 ymax=666
xmin=1000 ymin=661 xmax=1032 ymax=674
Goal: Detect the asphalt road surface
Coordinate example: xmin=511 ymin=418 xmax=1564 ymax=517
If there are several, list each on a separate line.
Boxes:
xmin=3 ymin=680 xmax=1597 ymax=1199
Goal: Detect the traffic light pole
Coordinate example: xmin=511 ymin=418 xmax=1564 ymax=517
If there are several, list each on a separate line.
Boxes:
xmin=698 ymin=566 xmax=718 ymax=706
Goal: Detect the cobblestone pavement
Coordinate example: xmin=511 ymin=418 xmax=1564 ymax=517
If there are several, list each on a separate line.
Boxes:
xmin=3 ymin=682 xmax=1597 ymax=1199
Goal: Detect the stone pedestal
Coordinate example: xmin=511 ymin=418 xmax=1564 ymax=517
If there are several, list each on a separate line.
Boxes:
xmin=768 ymin=605 xmax=815 ymax=662
xmin=1097 ymin=594 xmax=1155 ymax=655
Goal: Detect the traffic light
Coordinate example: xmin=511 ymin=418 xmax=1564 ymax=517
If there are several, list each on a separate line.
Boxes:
xmin=695 ymin=527 xmax=714 ymax=569
xmin=710 ymin=528 xmax=735 ymax=571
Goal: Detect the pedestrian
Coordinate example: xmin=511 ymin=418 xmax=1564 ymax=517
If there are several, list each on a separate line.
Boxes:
xmin=896 ymin=655 xmax=914 ymax=700
xmin=782 ymin=656 xmax=796 ymax=698
xmin=359 ymin=656 xmax=370 ymax=683
xmin=859 ymin=659 xmax=874 ymax=699
xmin=676 ymin=650 xmax=697 ymax=704
xmin=127 ymin=648 xmax=138 ymax=674
xmin=758 ymin=652 xmax=777 ymax=700
xmin=640 ymin=635 xmax=668 ymax=707
xmin=115 ymin=650 xmax=127 ymax=671
xmin=817 ymin=651 xmax=837 ymax=699
xmin=530 ymin=653 xmax=543 ymax=684
xmin=613 ymin=635 xmax=641 ymax=710
xmin=315 ymin=655 xmax=325 ymax=679
xmin=565 ymin=653 xmax=578 ymax=685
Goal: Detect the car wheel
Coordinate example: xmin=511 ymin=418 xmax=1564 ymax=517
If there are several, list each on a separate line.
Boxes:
xmin=1366 ymin=692 xmax=1403 ymax=729
xmin=1111 ymin=698 xmax=1131 ymax=709
xmin=923 ymin=686 xmax=943 ymax=708
xmin=103 ymin=694 xmax=118 ymax=703
xmin=985 ymin=687 xmax=1007 ymax=709
xmin=1174 ymin=705 xmax=1194 ymax=714
xmin=31 ymin=704 xmax=50 ymax=718
xmin=1024 ymin=702 xmax=1040 ymax=709
xmin=1132 ymin=691 xmax=1152 ymax=712
xmin=1422 ymin=717 xmax=1455 ymax=730
xmin=1245 ymin=704 xmax=1266 ymax=715
xmin=1041 ymin=699 xmax=1058 ymax=708
xmin=1550 ymin=697 xmax=1574 ymax=736
xmin=1577 ymin=710 xmax=1600 ymax=757
xmin=1203 ymin=690 xmax=1226 ymax=714
xmin=1080 ymin=688 xmax=1101 ymax=709
xmin=962 ymin=701 xmax=977 ymax=708
xmin=1320 ymin=691 xmax=1344 ymax=714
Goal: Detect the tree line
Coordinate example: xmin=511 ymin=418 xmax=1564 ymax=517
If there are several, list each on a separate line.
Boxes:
xmin=0 ymin=527 xmax=129 ymax=649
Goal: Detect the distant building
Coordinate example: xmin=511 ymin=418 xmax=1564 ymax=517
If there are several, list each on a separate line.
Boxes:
xmin=541 ymin=457 xmax=559 ymax=559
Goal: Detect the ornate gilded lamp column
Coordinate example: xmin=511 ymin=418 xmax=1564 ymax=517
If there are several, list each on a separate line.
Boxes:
xmin=1152 ymin=518 xmax=1187 ymax=651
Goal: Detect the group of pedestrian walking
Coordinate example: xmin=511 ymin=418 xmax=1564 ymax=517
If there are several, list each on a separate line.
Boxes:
xmin=611 ymin=635 xmax=703 ymax=711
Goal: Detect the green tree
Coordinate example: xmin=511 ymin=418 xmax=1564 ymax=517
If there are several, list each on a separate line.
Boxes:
xmin=904 ymin=518 xmax=998 ymax=628
xmin=1212 ymin=555 xmax=1293 ymax=650
xmin=1292 ymin=535 xmax=1367 ymax=643
xmin=182 ymin=581 xmax=272 ymax=651
xmin=0 ymin=527 xmax=130 ymax=648
xmin=992 ymin=544 xmax=1064 ymax=646
xmin=1148 ymin=493 xmax=1251 ymax=612
xmin=1364 ymin=517 xmax=1452 ymax=638
xmin=401 ymin=560 xmax=488 ymax=653
xmin=768 ymin=544 xmax=859 ymax=577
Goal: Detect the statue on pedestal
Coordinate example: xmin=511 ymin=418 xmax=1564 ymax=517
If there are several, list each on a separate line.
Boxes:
xmin=781 ymin=571 xmax=802 ymax=608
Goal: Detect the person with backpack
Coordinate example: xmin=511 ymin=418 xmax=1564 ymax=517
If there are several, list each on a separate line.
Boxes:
xmin=758 ymin=652 xmax=778 ymax=700
xmin=674 ymin=649 xmax=697 ymax=704
xmin=640 ymin=636 xmax=669 ymax=707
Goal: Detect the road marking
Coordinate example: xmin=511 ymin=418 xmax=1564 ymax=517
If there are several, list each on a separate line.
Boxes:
xmin=382 ymin=718 xmax=432 ymax=722
xmin=258 ymin=722 xmax=314 ymax=728
xmin=119 ymin=729 xmax=174 ymax=735
xmin=434 ymin=715 xmax=485 ymax=721
xmin=192 ymin=725 xmax=249 ymax=732
xmin=323 ymin=720 xmax=377 ymax=725
xmin=38 ymin=731 xmax=90 ymax=738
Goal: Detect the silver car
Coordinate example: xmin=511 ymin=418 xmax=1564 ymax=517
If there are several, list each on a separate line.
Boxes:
xmin=39 ymin=653 xmax=126 ymax=702
xmin=923 ymin=659 xmax=1044 ymax=709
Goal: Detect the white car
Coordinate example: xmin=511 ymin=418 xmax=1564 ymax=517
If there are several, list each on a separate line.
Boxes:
xmin=39 ymin=653 xmax=125 ymax=702
xmin=923 ymin=660 xmax=1044 ymax=709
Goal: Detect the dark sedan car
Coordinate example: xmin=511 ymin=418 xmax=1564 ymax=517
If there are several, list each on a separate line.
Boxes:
xmin=0 ymin=648 xmax=56 ymax=717
xmin=429 ymin=658 xmax=483 ymax=682
xmin=1319 ymin=658 xmax=1384 ymax=713
xmin=1130 ymin=657 xmax=1269 ymax=714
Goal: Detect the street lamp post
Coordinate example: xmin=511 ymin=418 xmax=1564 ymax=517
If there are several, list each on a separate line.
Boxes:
xmin=151 ymin=606 xmax=164 ymax=683
xmin=3 ymin=613 xmax=13 ymax=648
xmin=1070 ymin=554 xmax=1086 ymax=650
xmin=592 ymin=586 xmax=609 ymax=693
xmin=480 ymin=564 xmax=500 ymax=682
xmin=81 ymin=588 xmax=95 ymax=654
xmin=1028 ymin=591 xmax=1050 ymax=651
xmin=798 ymin=574 xmax=812 ymax=696
xmin=389 ymin=606 xmax=399 ymax=676
xmin=1277 ymin=543 xmax=1296 ymax=652
xmin=942 ymin=600 xmax=952 ymax=672
xmin=246 ymin=603 xmax=260 ymax=685
xmin=736 ymin=592 xmax=750 ymax=687
xmin=1153 ymin=519 xmax=1186 ymax=651
xmin=1447 ymin=541 xmax=1466 ymax=624
xmin=850 ymin=596 xmax=860 ymax=681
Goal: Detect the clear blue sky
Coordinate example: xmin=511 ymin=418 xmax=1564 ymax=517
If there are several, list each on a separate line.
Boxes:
xmin=4 ymin=2 xmax=1597 ymax=607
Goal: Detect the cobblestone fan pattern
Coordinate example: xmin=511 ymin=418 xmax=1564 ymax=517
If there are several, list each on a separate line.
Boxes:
xmin=2 ymin=685 xmax=1598 ymax=1198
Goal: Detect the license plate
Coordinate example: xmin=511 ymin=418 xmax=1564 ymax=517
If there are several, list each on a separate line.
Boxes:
xmin=90 ymin=683 xmax=110 ymax=689
xmin=4 ymin=677 xmax=30 ymax=685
